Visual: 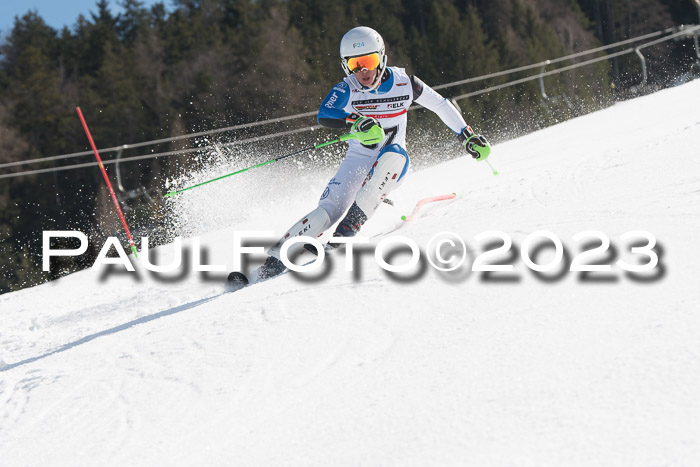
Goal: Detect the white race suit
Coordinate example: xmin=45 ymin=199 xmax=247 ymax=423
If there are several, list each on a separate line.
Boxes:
xmin=268 ymin=66 xmax=470 ymax=260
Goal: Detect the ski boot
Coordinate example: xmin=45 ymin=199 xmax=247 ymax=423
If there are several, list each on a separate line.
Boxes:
xmin=333 ymin=202 xmax=368 ymax=238
xmin=256 ymin=255 xmax=287 ymax=280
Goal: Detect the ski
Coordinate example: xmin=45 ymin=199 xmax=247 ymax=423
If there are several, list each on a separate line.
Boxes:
xmin=226 ymin=271 xmax=250 ymax=292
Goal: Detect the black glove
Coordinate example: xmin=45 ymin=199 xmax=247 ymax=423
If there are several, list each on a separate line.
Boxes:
xmin=458 ymin=126 xmax=491 ymax=161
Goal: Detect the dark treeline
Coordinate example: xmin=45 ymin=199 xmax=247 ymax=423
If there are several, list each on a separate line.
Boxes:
xmin=0 ymin=0 xmax=698 ymax=293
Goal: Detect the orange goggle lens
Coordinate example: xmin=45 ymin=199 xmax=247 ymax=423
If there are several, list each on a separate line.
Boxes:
xmin=346 ymin=53 xmax=380 ymax=73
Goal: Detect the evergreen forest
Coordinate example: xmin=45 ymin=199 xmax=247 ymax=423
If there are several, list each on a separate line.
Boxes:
xmin=1 ymin=0 xmax=698 ymax=293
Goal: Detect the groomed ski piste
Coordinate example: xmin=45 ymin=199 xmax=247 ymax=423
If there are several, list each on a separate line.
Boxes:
xmin=2 ymin=80 xmax=700 ymax=466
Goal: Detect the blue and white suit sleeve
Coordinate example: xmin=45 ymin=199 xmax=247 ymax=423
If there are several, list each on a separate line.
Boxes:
xmin=411 ymin=76 xmax=468 ymax=134
xmin=317 ymin=82 xmax=352 ymax=129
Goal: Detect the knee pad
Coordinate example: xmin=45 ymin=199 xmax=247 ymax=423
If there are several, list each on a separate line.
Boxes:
xmin=268 ymin=206 xmax=332 ymax=259
xmin=355 ymin=148 xmax=409 ymax=216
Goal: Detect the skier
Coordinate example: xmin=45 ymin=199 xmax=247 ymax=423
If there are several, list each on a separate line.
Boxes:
xmin=250 ymin=26 xmax=490 ymax=280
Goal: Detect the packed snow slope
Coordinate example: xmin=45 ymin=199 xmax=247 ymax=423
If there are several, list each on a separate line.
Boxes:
xmin=2 ymin=80 xmax=700 ymax=466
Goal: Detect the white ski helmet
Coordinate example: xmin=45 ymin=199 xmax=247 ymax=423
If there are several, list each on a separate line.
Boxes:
xmin=340 ymin=26 xmax=387 ymax=91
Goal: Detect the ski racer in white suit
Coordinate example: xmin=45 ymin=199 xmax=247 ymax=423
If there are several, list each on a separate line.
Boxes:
xmin=257 ymin=26 xmax=491 ymax=279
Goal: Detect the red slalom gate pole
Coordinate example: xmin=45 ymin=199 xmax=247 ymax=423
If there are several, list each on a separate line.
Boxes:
xmin=76 ymin=107 xmax=138 ymax=258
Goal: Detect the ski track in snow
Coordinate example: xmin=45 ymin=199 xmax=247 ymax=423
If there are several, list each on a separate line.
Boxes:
xmin=1 ymin=80 xmax=700 ymax=466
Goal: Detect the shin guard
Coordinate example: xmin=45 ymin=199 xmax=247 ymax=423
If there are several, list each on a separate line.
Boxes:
xmin=268 ymin=206 xmax=332 ymax=260
xmin=354 ymin=149 xmax=408 ymax=218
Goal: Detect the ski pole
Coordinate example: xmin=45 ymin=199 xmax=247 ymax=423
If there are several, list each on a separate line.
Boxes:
xmin=76 ymin=107 xmax=139 ymax=258
xmin=485 ymin=159 xmax=499 ymax=176
xmin=164 ymin=132 xmax=361 ymax=198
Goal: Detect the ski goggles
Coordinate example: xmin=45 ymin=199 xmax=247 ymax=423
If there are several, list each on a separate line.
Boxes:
xmin=346 ymin=53 xmax=380 ymax=73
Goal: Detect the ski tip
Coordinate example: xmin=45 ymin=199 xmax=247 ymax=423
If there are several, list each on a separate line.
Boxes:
xmin=226 ymin=272 xmax=250 ymax=292
xmin=227 ymin=272 xmax=249 ymax=284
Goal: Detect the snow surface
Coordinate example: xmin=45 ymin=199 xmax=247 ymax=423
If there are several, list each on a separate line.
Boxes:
xmin=2 ymin=80 xmax=700 ymax=466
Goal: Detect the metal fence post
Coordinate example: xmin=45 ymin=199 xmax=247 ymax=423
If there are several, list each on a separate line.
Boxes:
xmin=635 ymin=47 xmax=648 ymax=85
xmin=115 ymin=146 xmax=127 ymax=193
xmin=539 ymin=60 xmax=550 ymax=99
